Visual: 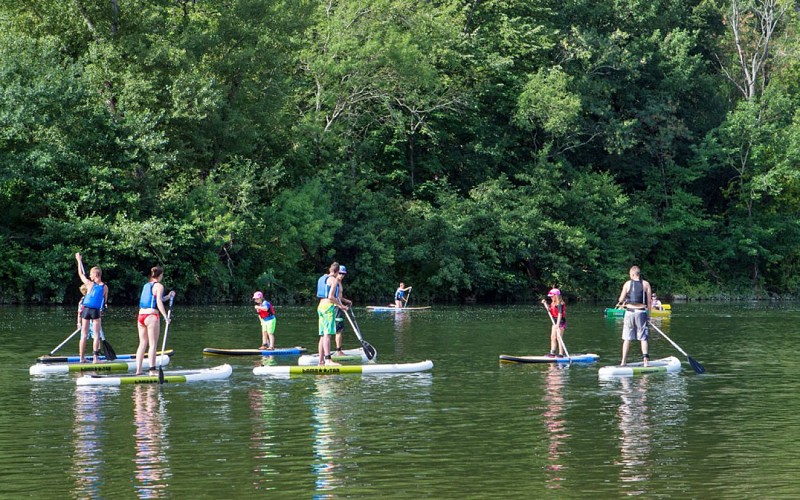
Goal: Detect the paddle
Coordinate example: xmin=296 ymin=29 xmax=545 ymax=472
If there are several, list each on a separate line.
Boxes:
xmin=158 ymin=295 xmax=175 ymax=384
xmin=542 ymin=301 xmax=571 ymax=362
xmin=49 ymin=328 xmax=81 ymax=356
xmin=79 ymin=258 xmax=117 ymax=360
xmin=403 ymin=288 xmax=412 ymax=309
xmin=343 ymin=308 xmax=377 ymax=360
xmin=98 ymin=328 xmax=117 ymax=360
xmin=649 ymin=321 xmax=705 ymax=374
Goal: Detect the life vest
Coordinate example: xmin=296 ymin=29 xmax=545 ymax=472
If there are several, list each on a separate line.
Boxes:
xmin=83 ymin=283 xmax=105 ymax=309
xmin=549 ymin=303 xmax=566 ymax=319
xmin=257 ymin=300 xmax=275 ymax=320
xmin=139 ymin=281 xmax=157 ymax=309
xmin=316 ymin=275 xmax=329 ymax=298
xmin=316 ymin=274 xmax=339 ymax=299
xmin=626 ymin=280 xmax=646 ymax=305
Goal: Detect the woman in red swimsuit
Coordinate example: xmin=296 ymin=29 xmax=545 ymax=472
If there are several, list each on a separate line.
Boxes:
xmin=135 ymin=266 xmax=175 ymax=375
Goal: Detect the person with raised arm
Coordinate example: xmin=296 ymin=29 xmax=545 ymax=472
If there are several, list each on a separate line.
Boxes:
xmin=75 ymin=253 xmax=107 ymax=364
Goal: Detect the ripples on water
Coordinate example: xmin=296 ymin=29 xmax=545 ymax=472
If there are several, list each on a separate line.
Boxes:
xmin=3 ymin=303 xmax=800 ymax=497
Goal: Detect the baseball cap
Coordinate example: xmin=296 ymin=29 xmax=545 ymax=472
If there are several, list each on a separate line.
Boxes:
xmin=339 ymin=265 xmax=347 ymax=274
xmin=547 ymin=288 xmax=561 ymax=296
xmin=252 ymin=291 xmax=263 ymax=299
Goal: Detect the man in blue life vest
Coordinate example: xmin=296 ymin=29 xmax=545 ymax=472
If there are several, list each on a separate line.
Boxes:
xmin=615 ymin=265 xmax=653 ymax=367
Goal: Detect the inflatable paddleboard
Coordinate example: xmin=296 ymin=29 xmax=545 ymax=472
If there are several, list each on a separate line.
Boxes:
xmin=598 ymin=356 xmax=682 ymax=378
xmin=76 ymin=364 xmax=233 ymax=386
xmin=366 ymin=306 xmax=431 ymax=312
xmin=254 ymin=360 xmax=433 ymax=376
xmin=298 ymin=348 xmax=372 ymax=365
xmin=499 ymin=353 xmax=600 ymax=364
xmin=37 ymin=350 xmax=174 ymax=364
xmin=30 ymin=355 xmax=170 ymax=375
xmin=202 ymin=346 xmax=306 ymax=356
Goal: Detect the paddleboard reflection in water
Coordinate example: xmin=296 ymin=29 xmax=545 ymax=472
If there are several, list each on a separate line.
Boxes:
xmin=71 ymin=385 xmax=105 ymax=498
xmin=311 ymin=376 xmax=346 ymax=495
xmin=133 ymin=384 xmax=171 ymax=497
xmin=542 ymin=364 xmax=569 ymax=488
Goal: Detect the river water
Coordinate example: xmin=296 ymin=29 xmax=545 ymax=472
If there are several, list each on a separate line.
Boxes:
xmin=1 ymin=302 xmax=798 ymax=498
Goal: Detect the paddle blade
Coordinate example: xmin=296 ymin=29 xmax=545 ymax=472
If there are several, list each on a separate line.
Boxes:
xmin=102 ymin=339 xmax=117 ymax=361
xmin=362 ymin=341 xmax=377 ymax=360
xmin=158 ymin=366 xmax=165 ymax=384
xmin=688 ymin=356 xmax=706 ymax=374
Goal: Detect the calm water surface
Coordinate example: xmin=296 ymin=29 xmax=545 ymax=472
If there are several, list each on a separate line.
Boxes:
xmin=2 ymin=303 xmax=799 ymax=498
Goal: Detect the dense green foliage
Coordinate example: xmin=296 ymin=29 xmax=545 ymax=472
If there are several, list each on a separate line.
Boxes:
xmin=1 ymin=0 xmax=798 ymax=304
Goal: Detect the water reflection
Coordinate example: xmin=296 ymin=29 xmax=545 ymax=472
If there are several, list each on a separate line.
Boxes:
xmin=248 ymin=386 xmax=279 ymax=489
xmin=393 ymin=310 xmax=411 ymax=334
xmin=541 ymin=365 xmax=569 ymax=488
xmin=311 ymin=376 xmax=346 ymax=498
xmin=71 ymin=386 xmax=109 ymax=499
xmin=604 ymin=374 xmax=688 ymax=496
xmin=132 ymin=385 xmax=171 ymax=498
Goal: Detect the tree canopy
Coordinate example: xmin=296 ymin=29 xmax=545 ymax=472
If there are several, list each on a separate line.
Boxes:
xmin=1 ymin=0 xmax=798 ymax=304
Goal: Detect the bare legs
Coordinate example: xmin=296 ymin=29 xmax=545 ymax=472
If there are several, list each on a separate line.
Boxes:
xmin=135 ymin=317 xmax=159 ymax=375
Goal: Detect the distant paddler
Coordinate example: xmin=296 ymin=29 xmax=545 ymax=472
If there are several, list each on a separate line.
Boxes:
xmin=392 ymin=283 xmax=412 ymax=308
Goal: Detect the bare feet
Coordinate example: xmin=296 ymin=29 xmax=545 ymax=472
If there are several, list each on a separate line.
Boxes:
xmin=324 ymin=361 xmax=342 ymax=367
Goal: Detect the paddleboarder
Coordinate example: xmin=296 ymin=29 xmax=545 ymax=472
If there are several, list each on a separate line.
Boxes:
xmin=75 ymin=253 xmax=107 ymax=364
xmin=317 ymin=262 xmax=348 ymax=366
xmin=393 ymin=283 xmax=412 ymax=308
xmin=135 ymin=266 xmax=175 ymax=375
xmin=542 ymin=288 xmax=567 ymax=357
xmin=615 ymin=265 xmax=653 ymax=367
xmin=253 ymin=291 xmax=277 ymax=350
xmin=334 ymin=266 xmax=353 ymax=355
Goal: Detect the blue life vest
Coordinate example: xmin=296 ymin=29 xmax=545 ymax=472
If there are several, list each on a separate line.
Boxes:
xmin=316 ymin=274 xmax=340 ymax=299
xmin=139 ymin=281 xmax=157 ymax=309
xmin=83 ymin=283 xmax=105 ymax=309
xmin=316 ymin=275 xmax=329 ymax=298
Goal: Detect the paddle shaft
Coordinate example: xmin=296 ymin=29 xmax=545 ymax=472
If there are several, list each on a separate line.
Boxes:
xmin=50 ymin=328 xmax=81 ymax=355
xmin=158 ymin=296 xmax=175 ymax=383
xmin=647 ymin=321 xmax=688 ymax=355
xmin=343 ymin=307 xmax=377 ymax=360
xmin=542 ymin=301 xmax=570 ymax=359
xmin=648 ymin=320 xmax=705 ymax=373
xmin=403 ymin=288 xmax=412 ymax=309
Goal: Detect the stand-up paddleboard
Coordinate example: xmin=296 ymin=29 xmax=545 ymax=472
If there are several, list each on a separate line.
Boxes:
xmin=366 ymin=306 xmax=431 ymax=312
xmin=605 ymin=305 xmax=672 ymax=318
xmin=30 ymin=355 xmax=170 ymax=375
xmin=36 ymin=350 xmax=174 ymax=364
xmin=76 ymin=364 xmax=233 ymax=386
xmin=298 ymin=348 xmax=372 ymax=366
xmin=202 ymin=346 xmax=306 ymax=356
xmin=499 ymin=353 xmax=600 ymax=364
xmin=598 ymin=356 xmax=681 ymax=378
xmin=254 ymin=360 xmax=433 ymax=376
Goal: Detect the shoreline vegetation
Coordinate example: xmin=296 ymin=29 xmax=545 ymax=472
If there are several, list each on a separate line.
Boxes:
xmin=2 ymin=1 xmax=799 ymax=305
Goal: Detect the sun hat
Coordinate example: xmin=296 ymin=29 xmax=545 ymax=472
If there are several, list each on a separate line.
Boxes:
xmin=252 ymin=291 xmax=264 ymax=299
xmin=547 ymin=288 xmax=561 ymax=296
xmin=339 ymin=265 xmax=347 ymax=274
